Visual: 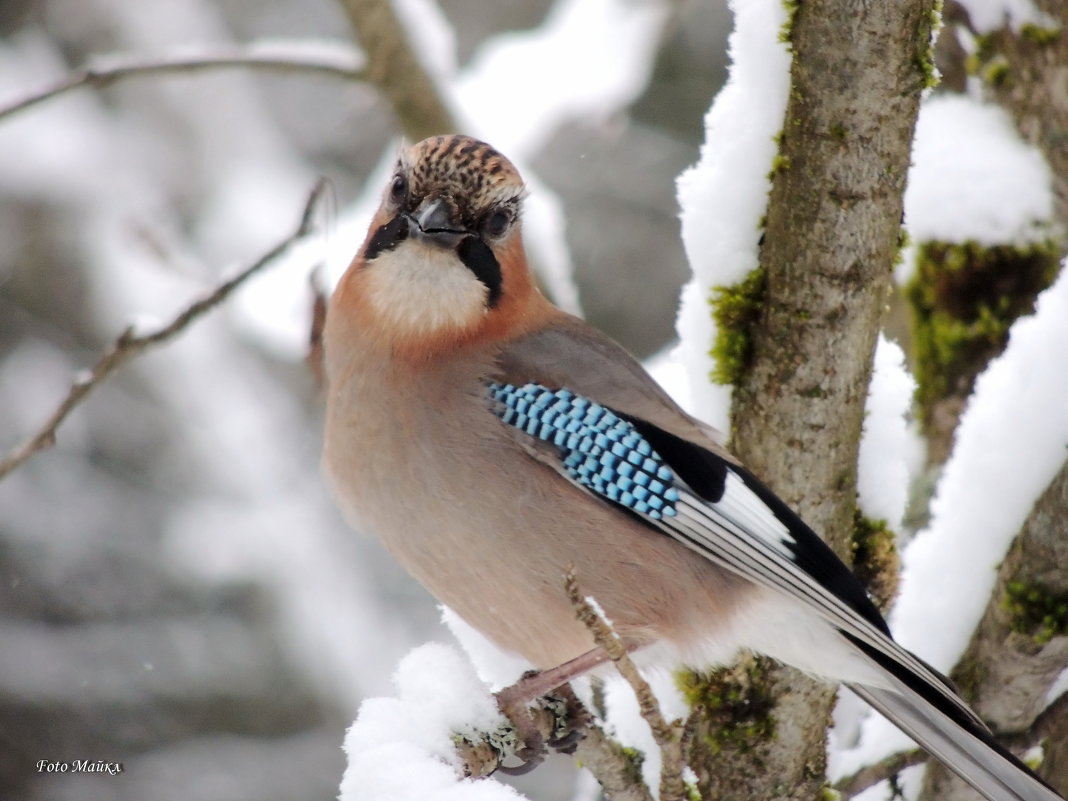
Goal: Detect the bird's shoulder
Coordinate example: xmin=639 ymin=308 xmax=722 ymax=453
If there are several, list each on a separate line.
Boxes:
xmin=492 ymin=311 xmax=730 ymax=458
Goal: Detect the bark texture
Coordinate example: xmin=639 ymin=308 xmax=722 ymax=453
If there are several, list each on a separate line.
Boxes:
xmin=713 ymin=1 xmax=938 ymax=798
xmin=734 ymin=0 xmax=934 ymax=548
xmin=336 ymin=0 xmax=457 ymax=140
xmin=921 ymin=460 xmax=1068 ymax=800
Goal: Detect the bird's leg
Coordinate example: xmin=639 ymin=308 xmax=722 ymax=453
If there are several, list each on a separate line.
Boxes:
xmin=497 ymin=647 xmax=612 ymax=708
xmin=493 ymin=648 xmax=610 ymax=775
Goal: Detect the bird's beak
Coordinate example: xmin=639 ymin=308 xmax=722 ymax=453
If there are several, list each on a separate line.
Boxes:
xmin=407 ymin=198 xmax=468 ymax=248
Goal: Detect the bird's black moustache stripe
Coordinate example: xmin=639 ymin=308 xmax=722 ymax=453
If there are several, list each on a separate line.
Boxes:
xmin=457 ymin=236 xmax=502 ymax=308
xmin=364 ymin=214 xmax=409 ymax=261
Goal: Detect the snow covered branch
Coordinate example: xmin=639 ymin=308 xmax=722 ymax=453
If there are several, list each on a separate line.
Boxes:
xmin=335 ymin=0 xmax=457 ymax=140
xmin=924 ymin=456 xmax=1068 ymax=797
xmin=0 ymin=179 xmax=327 ymax=481
xmin=946 ymin=0 xmax=1068 ymax=229
xmin=0 ymin=42 xmax=366 ymax=123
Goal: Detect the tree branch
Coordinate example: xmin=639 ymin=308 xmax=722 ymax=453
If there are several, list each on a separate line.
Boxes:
xmin=0 ymin=179 xmax=328 ymax=481
xmin=834 ymin=748 xmax=927 ymax=799
xmin=565 ymin=570 xmax=690 ymax=801
xmin=0 ymin=42 xmax=367 ymax=123
xmin=335 ymin=0 xmax=457 ymax=140
xmin=922 ymin=456 xmax=1068 ymax=798
xmin=950 ymin=0 xmax=1068 ymax=233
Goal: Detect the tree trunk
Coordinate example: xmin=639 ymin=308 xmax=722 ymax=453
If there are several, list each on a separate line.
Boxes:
xmin=705 ymin=1 xmax=938 ymax=798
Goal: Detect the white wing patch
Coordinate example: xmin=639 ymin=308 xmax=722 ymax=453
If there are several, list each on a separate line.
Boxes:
xmin=715 ymin=470 xmax=795 ymax=557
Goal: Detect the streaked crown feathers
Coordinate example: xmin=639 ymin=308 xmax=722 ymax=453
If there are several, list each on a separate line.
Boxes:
xmin=395 ymin=135 xmax=527 ymax=226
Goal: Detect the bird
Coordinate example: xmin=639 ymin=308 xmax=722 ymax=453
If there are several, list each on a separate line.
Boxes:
xmin=321 ymin=133 xmax=1063 ymax=801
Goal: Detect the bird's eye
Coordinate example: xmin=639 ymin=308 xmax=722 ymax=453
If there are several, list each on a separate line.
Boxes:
xmin=483 ymin=209 xmax=512 ymax=238
xmin=389 ymin=174 xmax=408 ymax=204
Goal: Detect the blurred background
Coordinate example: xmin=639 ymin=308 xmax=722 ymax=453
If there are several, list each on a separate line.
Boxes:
xmin=0 ymin=1 xmax=731 ymax=799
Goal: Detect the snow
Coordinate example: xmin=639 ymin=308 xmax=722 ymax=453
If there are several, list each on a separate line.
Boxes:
xmin=0 ymin=32 xmax=126 ymax=202
xmin=237 ymin=37 xmax=366 ymax=70
xmin=393 ymin=0 xmax=458 ymax=80
xmin=339 ymin=643 xmax=522 ymax=801
xmin=857 ymin=335 xmax=921 ymax=528
xmin=957 ymin=0 xmax=1060 ymax=33
xmin=901 ymin=94 xmax=1053 ymax=282
xmin=645 ymin=343 xmax=699 ymax=418
xmin=82 ymin=38 xmax=367 ymax=74
xmin=1046 ymin=667 xmax=1068 ymax=708
xmin=674 ymin=0 xmax=791 ymax=428
xmin=440 ymin=607 xmax=533 ymax=691
xmin=600 ymin=670 xmax=690 ymax=794
xmin=454 ymin=0 xmax=668 ymax=160
xmin=848 ymin=763 xmax=925 ymax=801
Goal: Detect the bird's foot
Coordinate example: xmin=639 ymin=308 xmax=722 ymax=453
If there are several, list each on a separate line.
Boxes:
xmin=494 ymin=675 xmax=548 ymax=775
xmin=490 ymin=671 xmax=592 ymax=774
xmin=541 ymin=683 xmax=591 ymax=755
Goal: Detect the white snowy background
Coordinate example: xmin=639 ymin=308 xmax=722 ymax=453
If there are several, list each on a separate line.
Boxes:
xmin=0 ymin=0 xmax=1064 ymax=800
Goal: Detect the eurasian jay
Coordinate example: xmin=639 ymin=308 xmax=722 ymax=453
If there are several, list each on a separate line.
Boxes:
xmin=322 ymin=134 xmax=1062 ymax=801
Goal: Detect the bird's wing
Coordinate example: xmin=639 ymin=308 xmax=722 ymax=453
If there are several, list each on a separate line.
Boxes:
xmin=490 ymin=319 xmax=981 ymax=731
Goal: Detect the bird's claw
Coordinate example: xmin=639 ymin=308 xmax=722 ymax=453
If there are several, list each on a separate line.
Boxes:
xmin=542 ymin=685 xmax=590 ymax=756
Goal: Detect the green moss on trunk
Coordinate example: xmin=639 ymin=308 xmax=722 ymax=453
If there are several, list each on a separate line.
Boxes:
xmin=676 ymin=656 xmax=776 ymax=756
xmin=904 ymin=239 xmax=1059 ymax=460
xmin=851 ymin=512 xmax=900 ymax=613
xmin=708 ymin=268 xmax=767 ymax=386
xmin=1003 ymin=580 xmax=1068 ymax=644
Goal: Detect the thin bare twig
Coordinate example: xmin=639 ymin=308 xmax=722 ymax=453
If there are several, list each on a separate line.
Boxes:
xmin=0 ymin=179 xmax=328 ymax=481
xmin=833 ymin=748 xmax=926 ymax=799
xmin=0 ymin=42 xmax=366 ymax=122
xmin=307 ymin=265 xmax=330 ymax=389
xmin=565 ymin=570 xmax=689 ymax=801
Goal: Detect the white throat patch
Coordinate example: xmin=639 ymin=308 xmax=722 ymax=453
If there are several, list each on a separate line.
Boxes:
xmin=363 ymin=242 xmax=489 ymax=337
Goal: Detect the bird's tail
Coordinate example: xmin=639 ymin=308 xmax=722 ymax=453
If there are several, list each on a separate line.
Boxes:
xmin=848 ymin=676 xmax=1062 ymax=801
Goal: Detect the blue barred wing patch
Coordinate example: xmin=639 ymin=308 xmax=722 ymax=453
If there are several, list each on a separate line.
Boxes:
xmin=487 ymin=382 xmax=679 ymax=519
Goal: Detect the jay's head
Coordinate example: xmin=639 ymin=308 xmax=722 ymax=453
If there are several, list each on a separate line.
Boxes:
xmin=342 ymin=135 xmax=542 ymax=350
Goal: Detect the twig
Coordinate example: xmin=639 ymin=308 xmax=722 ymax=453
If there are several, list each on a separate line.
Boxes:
xmin=565 ymin=570 xmax=689 ymax=801
xmin=307 ymin=265 xmax=330 ymax=389
xmin=833 ymin=748 xmax=926 ymax=799
xmin=0 ymin=179 xmax=328 ymax=481
xmin=0 ymin=42 xmax=366 ymax=122
xmin=335 ymin=0 xmax=456 ymax=140
xmin=833 ymin=692 xmax=1068 ymax=798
